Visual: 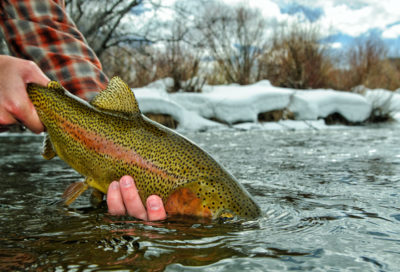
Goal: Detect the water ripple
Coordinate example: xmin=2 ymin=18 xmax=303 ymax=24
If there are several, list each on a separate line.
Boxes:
xmin=2 ymin=129 xmax=400 ymax=271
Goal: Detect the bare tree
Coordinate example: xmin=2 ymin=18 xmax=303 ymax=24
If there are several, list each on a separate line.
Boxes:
xmin=198 ymin=2 xmax=268 ymax=85
xmin=65 ymin=0 xmax=148 ymax=58
xmin=97 ymin=0 xmax=207 ymax=90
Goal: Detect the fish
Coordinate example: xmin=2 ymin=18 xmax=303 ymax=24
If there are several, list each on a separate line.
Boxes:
xmin=27 ymin=77 xmax=261 ymax=220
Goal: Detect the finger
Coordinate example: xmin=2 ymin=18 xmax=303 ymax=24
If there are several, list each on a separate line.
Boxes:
xmin=2 ymin=79 xmax=44 ymax=133
xmin=107 ymin=181 xmax=126 ymax=215
xmin=22 ymin=103 xmax=44 ymax=133
xmin=146 ymin=195 xmax=167 ymax=221
xmin=119 ymin=176 xmax=148 ymax=221
xmin=12 ymin=96 xmax=44 ymax=134
xmin=23 ymin=60 xmax=51 ymax=86
xmin=19 ymin=60 xmax=48 ymax=133
xmin=0 ymin=109 xmax=18 ymax=126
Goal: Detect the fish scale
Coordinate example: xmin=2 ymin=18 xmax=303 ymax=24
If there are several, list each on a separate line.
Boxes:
xmin=27 ymin=77 xmax=261 ymax=220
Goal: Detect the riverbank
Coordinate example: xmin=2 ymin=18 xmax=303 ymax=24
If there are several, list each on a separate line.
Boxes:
xmin=134 ymin=78 xmax=400 ymax=131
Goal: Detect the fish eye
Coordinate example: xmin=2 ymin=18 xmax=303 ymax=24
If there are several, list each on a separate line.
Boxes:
xmin=217 ymin=210 xmax=236 ymax=222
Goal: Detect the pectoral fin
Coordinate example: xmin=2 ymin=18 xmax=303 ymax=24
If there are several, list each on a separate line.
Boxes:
xmin=42 ymin=135 xmax=56 ymax=160
xmin=62 ymin=181 xmax=89 ymax=206
xmin=90 ymin=189 xmax=104 ymax=207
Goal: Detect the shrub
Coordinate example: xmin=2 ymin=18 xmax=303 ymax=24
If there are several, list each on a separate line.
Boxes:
xmin=364 ymin=88 xmax=397 ymax=122
xmin=100 ymin=45 xmax=160 ymax=88
xmin=261 ymin=22 xmax=333 ymax=89
xmin=153 ymin=39 xmax=206 ymax=93
xmin=333 ymin=35 xmax=400 ymax=91
xmin=101 ymin=42 xmax=206 ymax=92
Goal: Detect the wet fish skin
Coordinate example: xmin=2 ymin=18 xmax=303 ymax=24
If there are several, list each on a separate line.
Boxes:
xmin=27 ymin=77 xmax=261 ymax=220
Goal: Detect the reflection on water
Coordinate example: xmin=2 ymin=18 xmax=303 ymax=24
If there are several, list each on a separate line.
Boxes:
xmin=1 ymin=127 xmax=400 ymax=271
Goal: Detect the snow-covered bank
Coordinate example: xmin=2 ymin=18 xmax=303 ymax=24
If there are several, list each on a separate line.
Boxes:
xmin=172 ymin=80 xmax=293 ymax=125
xmin=134 ymin=86 xmax=222 ymax=131
xmin=133 ymin=79 xmax=400 ymax=131
xmin=289 ymin=90 xmax=371 ymax=122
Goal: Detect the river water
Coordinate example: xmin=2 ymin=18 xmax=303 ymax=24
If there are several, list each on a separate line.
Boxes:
xmin=1 ymin=125 xmax=400 ymax=271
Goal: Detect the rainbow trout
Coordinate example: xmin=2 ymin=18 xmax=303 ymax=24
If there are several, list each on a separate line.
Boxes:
xmin=27 ymin=77 xmax=261 ymax=220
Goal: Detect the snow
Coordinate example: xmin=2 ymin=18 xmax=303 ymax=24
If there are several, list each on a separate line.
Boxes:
xmin=289 ymin=89 xmax=371 ymax=122
xmin=132 ymin=78 xmax=399 ymax=131
xmin=134 ymin=85 xmax=222 ymax=131
xmin=171 ymin=80 xmax=292 ymax=124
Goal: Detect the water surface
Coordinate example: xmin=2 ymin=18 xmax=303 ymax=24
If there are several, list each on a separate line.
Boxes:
xmin=1 ymin=126 xmax=400 ymax=271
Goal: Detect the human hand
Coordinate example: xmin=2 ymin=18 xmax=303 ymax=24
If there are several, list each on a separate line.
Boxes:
xmin=0 ymin=55 xmax=50 ymax=133
xmin=107 ymin=175 xmax=167 ymax=221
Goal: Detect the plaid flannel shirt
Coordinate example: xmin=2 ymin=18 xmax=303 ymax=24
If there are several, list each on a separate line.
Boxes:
xmin=0 ymin=0 xmax=108 ymax=99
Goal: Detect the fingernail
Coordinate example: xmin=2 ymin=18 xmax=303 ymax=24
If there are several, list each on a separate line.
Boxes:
xmin=120 ymin=177 xmax=132 ymax=188
xmin=148 ymin=198 xmax=161 ymax=211
xmin=111 ymin=181 xmax=119 ymax=190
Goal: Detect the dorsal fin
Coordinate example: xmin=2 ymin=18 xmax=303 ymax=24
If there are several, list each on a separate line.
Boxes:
xmin=47 ymin=81 xmax=64 ymax=91
xmin=90 ymin=76 xmax=140 ymax=114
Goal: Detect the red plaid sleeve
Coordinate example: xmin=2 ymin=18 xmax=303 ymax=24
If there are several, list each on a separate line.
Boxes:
xmin=0 ymin=0 xmax=109 ymax=100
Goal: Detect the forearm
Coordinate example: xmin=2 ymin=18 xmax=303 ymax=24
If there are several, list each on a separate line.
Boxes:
xmin=0 ymin=0 xmax=108 ymax=100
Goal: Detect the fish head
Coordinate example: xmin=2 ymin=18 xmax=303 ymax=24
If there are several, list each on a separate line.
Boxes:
xmin=165 ymin=175 xmax=261 ymax=220
xmin=27 ymin=81 xmax=87 ymax=128
xmin=28 ymin=81 xmax=69 ymax=107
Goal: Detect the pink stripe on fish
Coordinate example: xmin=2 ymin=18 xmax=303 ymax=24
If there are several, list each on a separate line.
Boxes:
xmin=60 ymin=117 xmax=178 ymax=181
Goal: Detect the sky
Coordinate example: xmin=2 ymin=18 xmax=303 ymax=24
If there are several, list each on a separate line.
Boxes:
xmin=225 ymin=0 xmax=400 ymax=55
xmin=145 ymin=0 xmax=400 ymax=57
